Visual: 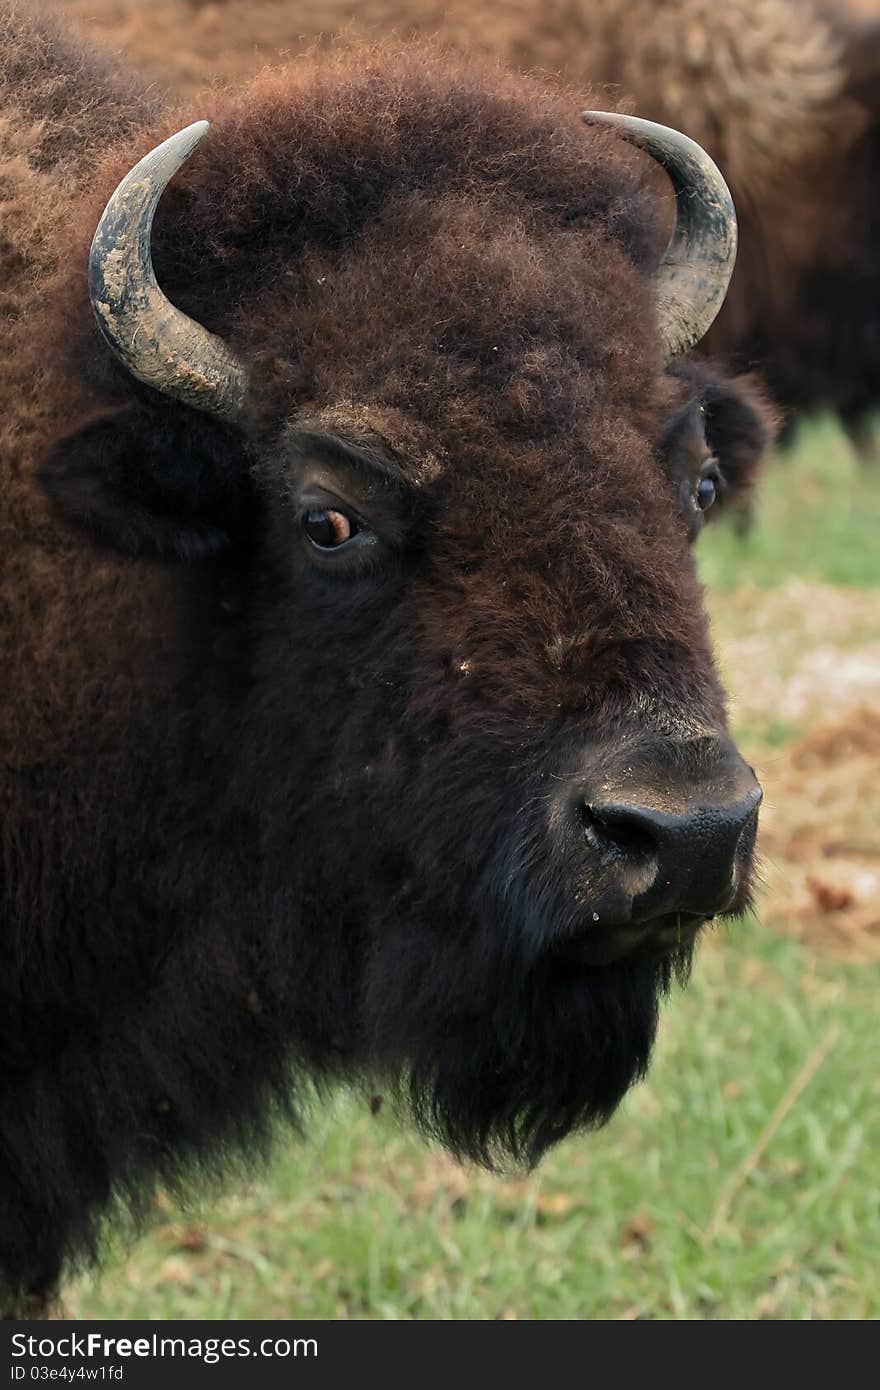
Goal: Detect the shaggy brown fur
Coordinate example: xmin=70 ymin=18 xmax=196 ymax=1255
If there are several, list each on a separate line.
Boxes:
xmin=52 ymin=0 xmax=880 ymax=442
xmin=0 ymin=1 xmax=164 ymax=507
xmin=1 ymin=2 xmax=773 ymax=1312
xmin=0 ymin=0 xmax=162 ymax=320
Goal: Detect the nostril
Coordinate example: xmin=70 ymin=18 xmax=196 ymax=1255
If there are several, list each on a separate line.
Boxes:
xmin=579 ymin=802 xmax=658 ymax=861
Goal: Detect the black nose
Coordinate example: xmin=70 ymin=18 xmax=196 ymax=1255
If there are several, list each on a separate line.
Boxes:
xmin=580 ymin=784 xmax=762 ymax=921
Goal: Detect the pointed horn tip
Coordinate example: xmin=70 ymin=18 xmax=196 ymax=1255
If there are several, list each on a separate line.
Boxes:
xmin=582 ymin=110 xmax=707 ymax=162
xmin=178 ymin=118 xmax=210 ymax=147
xmin=582 ymin=110 xmax=631 ymax=128
xmin=152 ymin=118 xmax=211 ymax=168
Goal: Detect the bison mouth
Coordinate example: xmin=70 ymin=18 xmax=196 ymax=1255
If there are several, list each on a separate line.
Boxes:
xmin=557 ymin=910 xmax=708 ymax=967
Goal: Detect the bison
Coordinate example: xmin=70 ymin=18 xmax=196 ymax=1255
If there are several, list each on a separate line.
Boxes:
xmin=55 ymin=0 xmax=880 ymax=447
xmin=0 ymin=0 xmax=772 ymax=1314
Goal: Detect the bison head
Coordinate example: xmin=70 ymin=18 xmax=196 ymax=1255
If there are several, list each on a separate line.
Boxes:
xmin=36 ymin=59 xmax=772 ymax=1181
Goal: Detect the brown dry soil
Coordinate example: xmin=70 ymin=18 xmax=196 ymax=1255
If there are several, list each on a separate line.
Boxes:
xmin=711 ymin=582 xmax=879 ymax=961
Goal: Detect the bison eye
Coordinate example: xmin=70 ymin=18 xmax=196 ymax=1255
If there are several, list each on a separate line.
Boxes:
xmin=696 ymin=476 xmax=717 ymax=511
xmin=694 ymin=459 xmax=724 ymax=516
xmin=303 ymin=507 xmax=358 ymax=549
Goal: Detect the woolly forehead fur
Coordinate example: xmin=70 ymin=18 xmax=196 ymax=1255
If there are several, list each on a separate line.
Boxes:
xmin=64 ymin=46 xmax=668 ymax=418
xmin=42 ymin=49 xmax=725 ymax=715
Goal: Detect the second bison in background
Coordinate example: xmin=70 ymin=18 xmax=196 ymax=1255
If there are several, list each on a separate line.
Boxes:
xmin=2 ymin=2 xmax=771 ymax=1312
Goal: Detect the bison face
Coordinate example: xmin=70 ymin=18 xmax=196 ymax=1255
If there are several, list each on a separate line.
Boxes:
xmin=39 ymin=88 xmax=773 ymax=1168
xmin=42 ymin=368 xmax=769 ymax=1175
xmin=213 ymin=358 xmax=767 ymax=1162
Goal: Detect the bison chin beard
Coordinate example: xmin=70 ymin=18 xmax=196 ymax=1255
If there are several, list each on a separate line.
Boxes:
xmin=361 ymin=930 xmax=693 ymax=1169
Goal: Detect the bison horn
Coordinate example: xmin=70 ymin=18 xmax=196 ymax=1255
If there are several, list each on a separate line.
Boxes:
xmin=89 ymin=121 xmax=249 ymax=420
xmin=582 ymin=112 xmax=737 ymax=362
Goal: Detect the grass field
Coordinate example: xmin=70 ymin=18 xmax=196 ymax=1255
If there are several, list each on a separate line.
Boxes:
xmin=68 ymin=419 xmax=880 ymax=1320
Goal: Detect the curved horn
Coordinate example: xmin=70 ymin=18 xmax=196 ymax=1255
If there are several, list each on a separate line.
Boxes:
xmin=89 ymin=121 xmax=248 ymax=420
xmin=582 ymin=111 xmax=737 ymax=361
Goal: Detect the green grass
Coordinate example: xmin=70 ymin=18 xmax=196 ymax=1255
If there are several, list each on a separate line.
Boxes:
xmin=67 ymin=418 xmax=879 ymax=1320
xmin=698 ymin=415 xmax=880 ymax=591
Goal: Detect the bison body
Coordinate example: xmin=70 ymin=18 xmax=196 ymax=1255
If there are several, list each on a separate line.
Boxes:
xmin=1 ymin=0 xmax=771 ymax=1313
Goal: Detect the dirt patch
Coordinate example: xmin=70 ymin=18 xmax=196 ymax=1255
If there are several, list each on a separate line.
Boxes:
xmin=712 ymin=581 xmax=880 ymax=736
xmin=752 ymin=706 xmax=880 ymax=959
xmin=709 ymin=583 xmax=880 ymax=959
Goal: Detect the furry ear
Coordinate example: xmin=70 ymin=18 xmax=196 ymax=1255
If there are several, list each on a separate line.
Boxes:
xmin=39 ymin=402 xmax=256 ymax=561
xmin=668 ymin=361 xmax=778 ymax=519
xmin=699 ymin=371 xmax=777 ymax=515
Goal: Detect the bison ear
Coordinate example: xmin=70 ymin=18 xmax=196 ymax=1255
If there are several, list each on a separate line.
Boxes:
xmin=699 ymin=373 xmax=778 ymax=516
xmin=39 ymin=402 xmax=255 ymax=561
xmin=670 ymin=362 xmax=778 ymax=519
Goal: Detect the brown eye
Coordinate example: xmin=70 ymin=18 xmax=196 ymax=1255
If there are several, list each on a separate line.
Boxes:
xmin=303 ymin=507 xmax=357 ymax=549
